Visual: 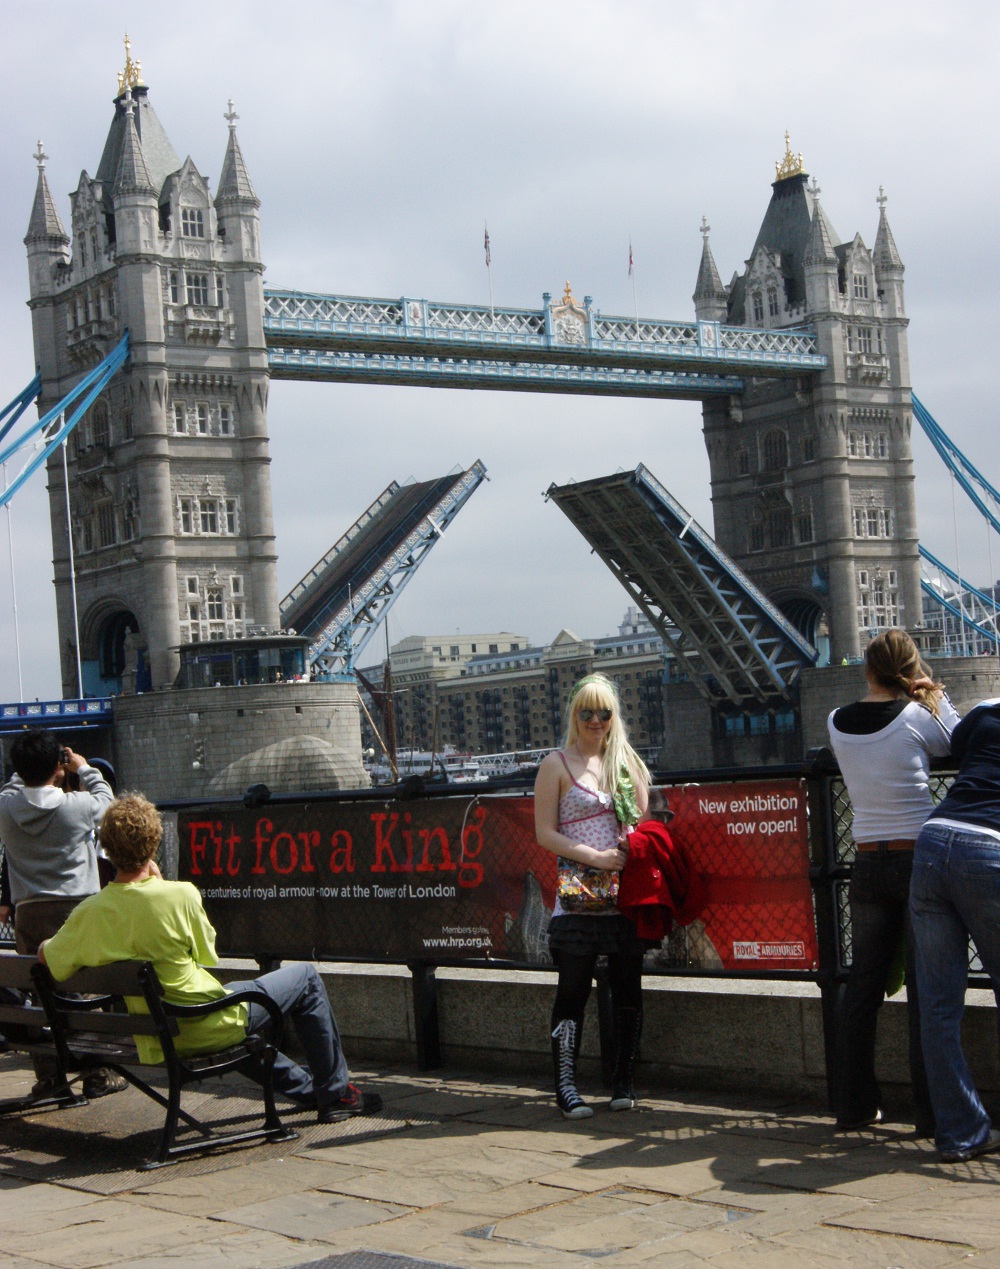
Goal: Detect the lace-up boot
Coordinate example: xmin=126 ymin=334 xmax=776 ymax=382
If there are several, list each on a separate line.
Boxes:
xmin=609 ymin=1006 xmax=642 ymax=1110
xmin=551 ymin=1018 xmax=593 ymax=1119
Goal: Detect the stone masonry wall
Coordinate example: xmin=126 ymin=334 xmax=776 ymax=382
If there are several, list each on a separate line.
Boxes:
xmin=111 ymin=681 xmax=365 ymax=801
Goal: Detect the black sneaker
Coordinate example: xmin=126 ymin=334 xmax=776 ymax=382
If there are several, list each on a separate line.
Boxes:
xmin=82 ymin=1070 xmax=128 ymax=1099
xmin=317 ymin=1083 xmax=383 ymax=1124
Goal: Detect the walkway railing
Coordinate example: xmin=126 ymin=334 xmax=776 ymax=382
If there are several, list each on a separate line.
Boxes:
xmin=0 ymin=697 xmax=114 ymax=732
xmin=263 ymin=289 xmax=826 ymax=396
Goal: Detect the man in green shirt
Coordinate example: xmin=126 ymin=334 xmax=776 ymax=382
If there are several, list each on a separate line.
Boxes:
xmin=41 ymin=795 xmax=381 ymax=1124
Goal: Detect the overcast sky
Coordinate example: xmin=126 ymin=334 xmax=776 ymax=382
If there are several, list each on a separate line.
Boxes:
xmin=1 ymin=1 xmax=998 ymax=700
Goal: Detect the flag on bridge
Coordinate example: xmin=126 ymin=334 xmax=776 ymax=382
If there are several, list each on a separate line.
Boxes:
xmin=628 ymin=237 xmax=634 ymax=277
xmin=484 ymin=224 xmax=491 ymax=269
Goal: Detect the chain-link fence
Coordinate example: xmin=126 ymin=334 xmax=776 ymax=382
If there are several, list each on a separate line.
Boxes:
xmin=824 ymin=767 xmax=991 ymax=980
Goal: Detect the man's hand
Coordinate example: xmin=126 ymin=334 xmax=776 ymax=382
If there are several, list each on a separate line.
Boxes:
xmin=37 ymin=940 xmax=47 ymax=965
xmin=0 ymin=905 xmax=11 ymax=925
xmin=61 ymin=748 xmax=87 ymax=773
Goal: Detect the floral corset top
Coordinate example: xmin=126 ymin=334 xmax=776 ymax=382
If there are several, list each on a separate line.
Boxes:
xmin=558 ymin=776 xmax=620 ymax=855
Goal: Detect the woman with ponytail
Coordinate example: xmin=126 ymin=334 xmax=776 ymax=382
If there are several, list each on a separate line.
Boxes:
xmin=534 ymin=674 xmax=651 ymax=1118
xmin=827 ymin=628 xmax=959 ymax=1135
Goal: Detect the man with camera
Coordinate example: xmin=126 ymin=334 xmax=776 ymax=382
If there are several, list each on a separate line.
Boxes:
xmin=0 ymin=728 xmax=123 ymax=1098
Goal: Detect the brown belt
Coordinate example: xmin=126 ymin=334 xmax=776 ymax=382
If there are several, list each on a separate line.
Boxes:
xmin=855 ymin=839 xmax=916 ymax=852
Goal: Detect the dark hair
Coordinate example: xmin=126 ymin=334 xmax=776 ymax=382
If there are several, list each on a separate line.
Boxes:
xmin=9 ymin=730 xmax=61 ymax=786
xmin=98 ymin=795 xmax=162 ymax=872
xmin=865 ymin=628 xmax=943 ymax=717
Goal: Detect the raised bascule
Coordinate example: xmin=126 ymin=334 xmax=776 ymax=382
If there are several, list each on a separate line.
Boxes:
xmin=6 ymin=43 xmax=985 ymax=781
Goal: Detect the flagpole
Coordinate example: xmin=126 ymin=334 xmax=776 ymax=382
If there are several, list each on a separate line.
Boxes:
xmin=628 ymin=235 xmax=639 ymax=341
xmin=484 ymin=222 xmax=494 ymax=325
xmin=61 ymin=427 xmax=83 ymax=698
xmin=2 ymin=458 xmax=23 ymax=698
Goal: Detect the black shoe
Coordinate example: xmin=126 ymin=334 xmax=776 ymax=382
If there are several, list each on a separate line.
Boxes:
xmin=317 ymin=1083 xmax=383 ymax=1124
xmin=82 ymin=1071 xmax=128 ymax=1099
xmin=940 ymin=1128 xmax=1000 ymax=1163
xmin=835 ymin=1108 xmax=882 ymax=1131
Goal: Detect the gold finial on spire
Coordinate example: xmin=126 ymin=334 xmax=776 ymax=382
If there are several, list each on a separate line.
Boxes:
xmin=116 ymin=32 xmax=145 ymax=95
xmin=774 ymin=130 xmax=805 ymax=181
xmin=563 ymin=281 xmax=575 ymax=305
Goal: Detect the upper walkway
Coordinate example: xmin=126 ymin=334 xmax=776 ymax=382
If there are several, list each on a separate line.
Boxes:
xmin=0 ymin=696 xmax=113 ymax=734
xmin=263 ymin=288 xmax=827 ymax=399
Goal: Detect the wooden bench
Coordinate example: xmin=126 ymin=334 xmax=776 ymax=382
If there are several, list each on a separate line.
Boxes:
xmin=0 ymin=952 xmax=298 ymax=1169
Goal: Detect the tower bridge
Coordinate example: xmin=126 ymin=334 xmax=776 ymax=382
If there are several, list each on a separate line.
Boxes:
xmin=6 ymin=44 xmax=950 ymax=782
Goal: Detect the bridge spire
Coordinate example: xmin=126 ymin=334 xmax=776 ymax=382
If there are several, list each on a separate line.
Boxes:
xmin=873 ymin=185 xmax=905 ymax=318
xmin=113 ymin=88 xmax=155 ymax=196
xmin=873 ymin=185 xmax=904 ymax=274
xmin=217 ymin=98 xmax=258 ymax=206
xmin=693 ymin=216 xmax=727 ymax=321
xmin=24 ymin=140 xmax=69 ymax=244
xmin=803 ymin=195 xmax=837 ymax=269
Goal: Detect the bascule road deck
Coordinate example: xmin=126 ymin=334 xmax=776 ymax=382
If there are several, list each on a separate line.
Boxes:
xmin=1 ymin=1050 xmax=997 ymax=1267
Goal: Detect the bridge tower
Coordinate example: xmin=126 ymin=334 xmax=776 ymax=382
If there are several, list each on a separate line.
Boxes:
xmin=24 ymin=43 xmax=277 ymax=694
xmin=696 ymin=137 xmax=919 ymax=663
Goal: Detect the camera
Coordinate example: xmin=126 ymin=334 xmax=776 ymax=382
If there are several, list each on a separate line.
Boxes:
xmin=59 ymin=747 xmax=70 ymax=765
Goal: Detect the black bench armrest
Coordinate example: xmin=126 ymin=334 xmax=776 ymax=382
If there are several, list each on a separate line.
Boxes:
xmin=160 ymin=988 xmax=285 ymax=1050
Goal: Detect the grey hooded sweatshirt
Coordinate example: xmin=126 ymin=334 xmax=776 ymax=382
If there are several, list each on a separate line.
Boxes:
xmin=0 ymin=766 xmax=113 ymax=904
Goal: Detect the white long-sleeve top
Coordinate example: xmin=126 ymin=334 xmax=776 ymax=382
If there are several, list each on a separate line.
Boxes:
xmin=828 ymin=697 xmax=960 ymax=842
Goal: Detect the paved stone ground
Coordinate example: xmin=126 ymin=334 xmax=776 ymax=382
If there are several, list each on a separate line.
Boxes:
xmin=3 ymin=1052 xmax=1000 ymax=1268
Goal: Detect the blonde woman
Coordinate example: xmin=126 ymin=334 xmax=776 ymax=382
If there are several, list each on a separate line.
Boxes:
xmin=534 ymin=674 xmax=651 ymax=1118
xmin=828 ymin=628 xmax=958 ymax=1135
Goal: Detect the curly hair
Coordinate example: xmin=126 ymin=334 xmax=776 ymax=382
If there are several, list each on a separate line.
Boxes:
xmin=98 ymin=794 xmax=162 ymax=873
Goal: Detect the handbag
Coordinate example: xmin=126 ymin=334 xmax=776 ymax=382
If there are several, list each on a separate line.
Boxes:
xmin=556 ymin=857 xmax=620 ymax=913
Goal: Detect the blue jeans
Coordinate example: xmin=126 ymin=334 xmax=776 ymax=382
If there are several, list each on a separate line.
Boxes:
xmin=225 ymin=963 xmax=350 ymax=1110
xmin=835 ymin=849 xmax=932 ymax=1129
xmin=910 ymin=821 xmax=1000 ymax=1155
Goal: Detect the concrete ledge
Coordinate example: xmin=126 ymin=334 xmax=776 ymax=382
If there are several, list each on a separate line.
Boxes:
xmin=219 ymin=960 xmax=1000 ymax=1109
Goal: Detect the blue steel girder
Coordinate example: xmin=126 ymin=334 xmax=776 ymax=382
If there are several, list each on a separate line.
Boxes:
xmin=920 ymin=578 xmax=999 ymax=651
xmin=285 ymin=462 xmax=487 ymax=674
xmin=262 ymin=289 xmax=826 ymax=393
xmin=546 ymin=465 xmax=817 ymax=707
xmin=267 ymin=348 xmax=739 ymax=399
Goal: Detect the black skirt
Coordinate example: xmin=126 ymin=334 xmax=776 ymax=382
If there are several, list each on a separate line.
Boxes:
xmin=548 ymin=913 xmax=658 ymax=956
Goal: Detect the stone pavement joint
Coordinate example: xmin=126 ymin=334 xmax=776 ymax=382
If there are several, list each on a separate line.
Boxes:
xmin=2 ymin=1055 xmax=1000 ymax=1267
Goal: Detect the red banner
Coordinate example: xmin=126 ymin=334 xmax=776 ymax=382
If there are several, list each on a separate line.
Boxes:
xmin=177 ymin=778 xmax=816 ymax=970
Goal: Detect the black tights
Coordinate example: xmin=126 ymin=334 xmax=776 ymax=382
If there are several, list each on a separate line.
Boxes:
xmin=551 ymin=948 xmax=644 ymax=1030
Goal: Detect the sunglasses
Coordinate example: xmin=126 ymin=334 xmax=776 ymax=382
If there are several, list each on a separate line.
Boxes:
xmin=578 ymin=708 xmax=613 ymax=723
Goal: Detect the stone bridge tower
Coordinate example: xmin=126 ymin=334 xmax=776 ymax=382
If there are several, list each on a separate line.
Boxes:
xmin=25 ymin=42 xmax=277 ymax=694
xmin=695 ymin=137 xmax=919 ymax=664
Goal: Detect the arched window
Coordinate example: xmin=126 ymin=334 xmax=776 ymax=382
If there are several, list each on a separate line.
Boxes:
xmin=762 ymin=428 xmax=788 ymax=472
